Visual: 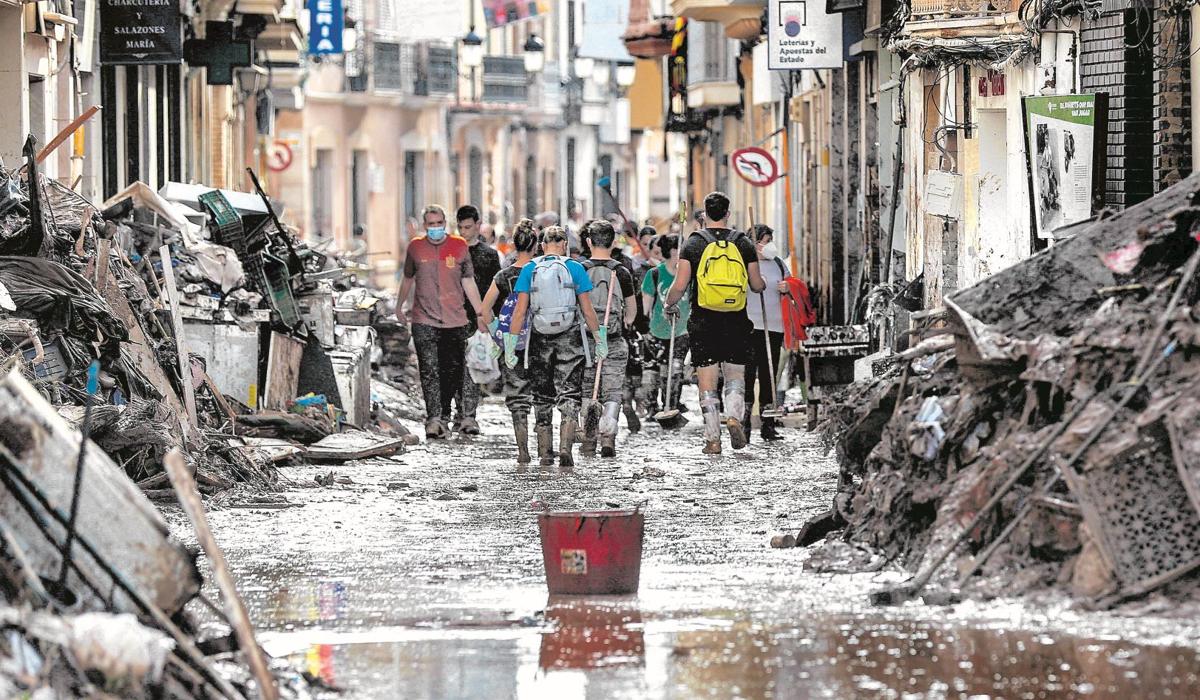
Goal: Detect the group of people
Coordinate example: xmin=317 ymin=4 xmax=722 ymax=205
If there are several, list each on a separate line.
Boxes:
xmin=395 ymin=191 xmax=807 ymax=463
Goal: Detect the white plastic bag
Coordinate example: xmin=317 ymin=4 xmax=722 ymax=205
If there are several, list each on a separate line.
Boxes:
xmin=466 ymin=330 xmax=501 ymax=384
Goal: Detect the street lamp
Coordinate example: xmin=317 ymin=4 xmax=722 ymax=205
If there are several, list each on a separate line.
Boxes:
xmin=523 ymin=33 xmax=545 ymax=74
xmin=574 ymin=55 xmax=595 ymax=80
xmin=461 ymin=27 xmax=484 ymax=69
xmin=615 ymin=61 xmax=636 ymax=88
xmin=592 ymin=61 xmax=610 ymax=86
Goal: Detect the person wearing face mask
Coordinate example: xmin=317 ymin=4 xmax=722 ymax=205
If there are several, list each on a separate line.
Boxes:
xmin=397 ymin=204 xmax=488 ymax=440
xmin=744 ymin=224 xmax=788 ymax=442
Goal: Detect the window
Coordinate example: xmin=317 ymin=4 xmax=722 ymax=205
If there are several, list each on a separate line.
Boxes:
xmin=351 ymin=150 xmax=369 ymax=236
xmin=525 ymin=155 xmax=537 ymax=217
xmin=404 ymin=151 xmax=423 ymax=225
xmin=313 ymin=149 xmax=334 ymax=239
xmin=375 ymin=42 xmax=403 ymax=91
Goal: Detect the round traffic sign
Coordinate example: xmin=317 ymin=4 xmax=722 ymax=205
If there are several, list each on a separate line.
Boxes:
xmin=266 ymin=140 xmax=293 ymax=172
xmin=731 ymin=146 xmax=779 ymax=187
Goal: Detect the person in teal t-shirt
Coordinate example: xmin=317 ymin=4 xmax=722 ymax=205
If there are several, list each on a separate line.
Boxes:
xmin=639 ymin=234 xmax=690 ymax=416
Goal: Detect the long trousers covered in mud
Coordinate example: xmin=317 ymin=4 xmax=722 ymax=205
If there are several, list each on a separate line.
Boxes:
xmin=582 ymin=334 xmax=628 ymax=438
xmin=642 ymin=334 xmax=689 ymax=410
xmin=411 ymin=323 xmax=469 ymax=422
xmin=501 ymin=361 xmax=532 ymax=419
xmin=456 ymin=365 xmax=480 ymax=421
xmin=526 ymin=327 xmax=586 ymax=425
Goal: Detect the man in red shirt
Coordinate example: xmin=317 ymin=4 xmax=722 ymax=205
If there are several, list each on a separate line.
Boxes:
xmin=398 ymin=205 xmax=487 ymax=439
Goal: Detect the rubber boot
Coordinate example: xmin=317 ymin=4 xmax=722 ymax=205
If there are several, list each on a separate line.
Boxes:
xmin=600 ymin=434 xmax=617 ymax=458
xmin=761 ymin=417 xmax=784 ymax=442
xmin=580 ymin=401 xmax=598 ymax=457
xmin=536 ymin=425 xmax=555 ymax=466
xmin=513 ymin=414 xmax=531 ymax=464
xmin=558 ymin=418 xmax=577 ymax=468
xmin=623 ymin=396 xmax=641 ymax=434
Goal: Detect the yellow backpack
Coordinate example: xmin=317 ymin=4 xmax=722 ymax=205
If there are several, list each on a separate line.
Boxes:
xmin=695 ymin=230 xmax=748 ymax=312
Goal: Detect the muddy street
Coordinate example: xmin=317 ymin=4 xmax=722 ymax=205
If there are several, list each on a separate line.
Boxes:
xmin=161 ymin=394 xmax=1200 ymax=699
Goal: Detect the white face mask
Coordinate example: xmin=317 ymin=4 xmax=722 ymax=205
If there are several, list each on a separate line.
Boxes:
xmin=760 ymin=243 xmax=779 ymax=260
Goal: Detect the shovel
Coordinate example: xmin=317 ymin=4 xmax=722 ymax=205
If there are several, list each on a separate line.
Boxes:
xmin=585 ymin=266 xmax=619 ymax=433
xmin=759 ymin=292 xmax=784 ymax=419
xmin=653 ymin=315 xmax=688 ymax=430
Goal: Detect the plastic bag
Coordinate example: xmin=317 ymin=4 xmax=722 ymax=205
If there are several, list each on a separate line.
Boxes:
xmin=466 ymin=330 xmax=501 ymax=384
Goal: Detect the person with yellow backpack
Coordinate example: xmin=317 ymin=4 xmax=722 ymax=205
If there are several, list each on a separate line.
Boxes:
xmin=664 ymin=191 xmax=766 ymax=455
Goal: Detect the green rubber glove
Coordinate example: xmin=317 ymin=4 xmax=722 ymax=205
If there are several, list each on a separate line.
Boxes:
xmin=503 ymin=332 xmax=519 ymax=369
xmin=594 ymin=327 xmax=609 ymax=360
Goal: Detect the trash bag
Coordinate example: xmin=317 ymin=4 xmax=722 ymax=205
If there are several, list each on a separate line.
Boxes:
xmin=0 ymin=256 xmax=127 ymax=342
xmin=466 ymin=330 xmax=500 ymax=384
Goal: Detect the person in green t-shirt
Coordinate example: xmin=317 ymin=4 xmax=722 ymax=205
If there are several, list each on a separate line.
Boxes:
xmin=639 ymin=234 xmax=690 ymax=416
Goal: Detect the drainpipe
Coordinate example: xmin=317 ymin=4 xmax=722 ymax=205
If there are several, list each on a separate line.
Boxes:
xmin=1192 ymin=6 xmax=1200 ymax=171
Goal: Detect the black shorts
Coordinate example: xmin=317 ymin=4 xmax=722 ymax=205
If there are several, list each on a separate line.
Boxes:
xmin=687 ymin=310 xmax=753 ymax=368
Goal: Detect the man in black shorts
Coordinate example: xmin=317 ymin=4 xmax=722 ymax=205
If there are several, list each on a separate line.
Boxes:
xmin=664 ymin=191 xmax=765 ymax=455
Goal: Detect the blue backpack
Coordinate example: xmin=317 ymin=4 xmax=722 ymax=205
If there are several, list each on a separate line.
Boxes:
xmin=492 ymin=285 xmax=531 ymax=352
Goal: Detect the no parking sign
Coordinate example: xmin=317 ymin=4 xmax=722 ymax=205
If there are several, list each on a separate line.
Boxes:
xmin=731 ymin=147 xmax=779 ymax=187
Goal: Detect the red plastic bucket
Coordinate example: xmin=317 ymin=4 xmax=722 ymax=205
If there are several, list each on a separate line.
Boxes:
xmin=538 ymin=509 xmax=644 ymax=595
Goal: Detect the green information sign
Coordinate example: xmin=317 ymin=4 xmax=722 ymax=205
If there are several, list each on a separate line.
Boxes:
xmin=1022 ymin=93 xmax=1108 ymax=239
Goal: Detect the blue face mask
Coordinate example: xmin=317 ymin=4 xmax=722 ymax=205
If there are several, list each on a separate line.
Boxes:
xmin=427 ymin=226 xmax=447 ymax=242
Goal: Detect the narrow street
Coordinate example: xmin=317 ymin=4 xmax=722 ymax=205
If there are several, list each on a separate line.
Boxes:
xmin=170 ymin=393 xmax=1200 ymax=699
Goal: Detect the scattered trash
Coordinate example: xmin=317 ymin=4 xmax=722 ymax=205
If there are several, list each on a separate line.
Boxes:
xmin=815 ymin=172 xmax=1200 ymax=608
xmin=306 ymin=430 xmax=406 ymax=462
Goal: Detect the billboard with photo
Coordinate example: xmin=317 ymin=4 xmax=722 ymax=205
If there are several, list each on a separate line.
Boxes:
xmin=1022 ymin=94 xmax=1108 ymax=238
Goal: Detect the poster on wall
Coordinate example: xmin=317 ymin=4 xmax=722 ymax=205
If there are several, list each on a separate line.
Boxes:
xmin=1022 ymin=93 xmax=1108 ymax=239
xmin=99 ymin=0 xmax=182 ymax=64
xmin=483 ymin=0 xmax=551 ymax=29
xmin=767 ymin=0 xmax=843 ymax=70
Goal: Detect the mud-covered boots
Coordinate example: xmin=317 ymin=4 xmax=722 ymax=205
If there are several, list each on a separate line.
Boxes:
xmin=579 ymin=403 xmax=598 ymax=457
xmin=600 ymin=434 xmax=617 ymax=458
xmin=558 ymin=418 xmax=577 ymax=468
xmin=513 ymin=414 xmax=531 ymax=464
xmin=761 ymin=417 xmax=784 ymax=442
xmin=623 ymin=399 xmax=641 ymax=434
xmin=536 ymin=425 xmax=555 ymax=466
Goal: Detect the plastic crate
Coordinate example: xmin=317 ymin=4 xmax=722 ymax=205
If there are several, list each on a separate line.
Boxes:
xmin=258 ymin=252 xmax=302 ymax=328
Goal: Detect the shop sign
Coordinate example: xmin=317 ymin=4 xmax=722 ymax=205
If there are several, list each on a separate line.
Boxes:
xmin=767 ymin=0 xmax=843 ymax=70
xmin=309 ymin=0 xmax=344 ymax=55
xmin=99 ymin=0 xmax=182 ymax=65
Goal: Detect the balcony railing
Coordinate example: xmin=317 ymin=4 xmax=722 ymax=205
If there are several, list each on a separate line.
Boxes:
xmin=481 ymin=56 xmax=529 ymax=103
xmin=372 ymin=39 xmax=456 ymax=97
xmin=908 ymin=0 xmax=1013 ymax=21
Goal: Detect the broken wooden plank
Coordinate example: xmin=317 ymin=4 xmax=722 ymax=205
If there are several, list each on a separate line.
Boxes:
xmin=235 ymin=411 xmax=331 ymax=444
xmin=306 ymin=430 xmax=406 ymax=463
xmin=99 ymin=265 xmax=194 ymax=441
xmin=159 ymin=245 xmax=199 ymax=428
xmin=263 ymin=332 xmax=304 ymax=412
xmin=238 ymin=437 xmax=306 ymax=463
xmin=0 ymin=369 xmax=200 ymax=615
xmin=165 ymin=449 xmax=280 ymax=700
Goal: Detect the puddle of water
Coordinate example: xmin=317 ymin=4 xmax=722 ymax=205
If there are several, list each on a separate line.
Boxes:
xmin=263 ymin=596 xmax=1200 ymax=699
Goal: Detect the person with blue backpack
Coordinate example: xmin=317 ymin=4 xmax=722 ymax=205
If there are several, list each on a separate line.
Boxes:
xmin=480 ymin=219 xmax=538 ymax=464
xmin=505 ymin=225 xmax=605 ymax=467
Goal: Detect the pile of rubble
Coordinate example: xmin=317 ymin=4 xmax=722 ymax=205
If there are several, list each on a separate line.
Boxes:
xmin=808 ymin=172 xmax=1200 ymax=609
xmin=0 ymin=152 xmax=414 ymax=490
xmin=0 ymin=142 xmax=417 ymax=695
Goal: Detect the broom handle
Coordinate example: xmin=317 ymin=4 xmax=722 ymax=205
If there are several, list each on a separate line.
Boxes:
xmin=663 ymin=314 xmax=677 ymax=407
xmin=760 ymin=290 xmax=777 ymax=407
xmin=591 ymin=266 xmax=618 ymax=402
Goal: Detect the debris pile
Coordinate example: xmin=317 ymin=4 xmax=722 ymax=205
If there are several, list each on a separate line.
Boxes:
xmin=810 ymin=172 xmax=1200 ymax=608
xmin=0 ymin=156 xmax=414 ymax=488
xmin=0 ymin=369 xmax=312 ymax=697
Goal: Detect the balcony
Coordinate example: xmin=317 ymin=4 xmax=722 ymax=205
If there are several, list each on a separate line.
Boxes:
xmin=903 ymin=0 xmax=1019 ymax=34
xmin=372 ymin=40 xmax=456 ymax=98
xmin=686 ymin=20 xmax=740 ymax=110
xmin=672 ymin=0 xmax=764 ymax=40
xmin=481 ymin=56 xmax=528 ymax=104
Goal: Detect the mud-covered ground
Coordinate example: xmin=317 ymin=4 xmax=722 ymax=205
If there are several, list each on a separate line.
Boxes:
xmin=167 ymin=390 xmax=1200 ymax=699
